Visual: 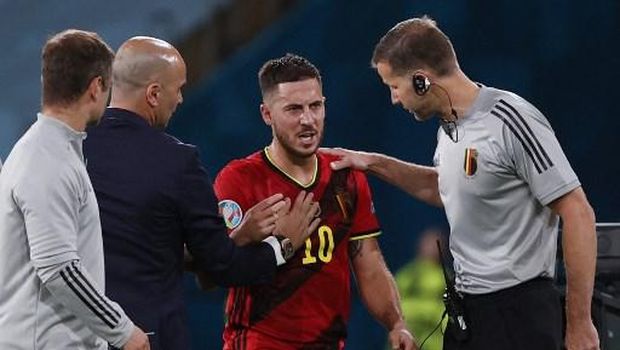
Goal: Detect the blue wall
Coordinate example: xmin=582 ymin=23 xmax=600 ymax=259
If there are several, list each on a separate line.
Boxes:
xmin=0 ymin=0 xmax=227 ymax=161
xmin=170 ymin=0 xmax=620 ymax=348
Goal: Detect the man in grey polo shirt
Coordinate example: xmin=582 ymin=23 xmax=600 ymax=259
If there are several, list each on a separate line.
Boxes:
xmin=326 ymin=17 xmax=598 ymax=350
xmin=0 ymin=30 xmax=148 ymax=350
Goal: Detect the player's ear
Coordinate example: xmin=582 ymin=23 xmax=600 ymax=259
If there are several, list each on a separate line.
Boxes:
xmin=260 ymin=103 xmax=272 ymax=126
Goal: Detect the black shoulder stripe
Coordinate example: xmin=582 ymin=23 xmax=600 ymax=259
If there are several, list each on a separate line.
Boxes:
xmin=70 ymin=261 xmax=121 ymax=319
xmin=495 ymin=104 xmax=548 ymax=172
xmin=490 ymin=110 xmax=543 ymax=174
xmin=60 ymin=268 xmax=117 ymax=328
xmin=498 ymin=99 xmax=554 ymax=168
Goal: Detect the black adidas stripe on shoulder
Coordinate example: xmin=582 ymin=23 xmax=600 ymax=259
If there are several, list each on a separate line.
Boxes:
xmin=491 ymin=99 xmax=554 ymax=174
xmin=498 ymin=100 xmax=554 ymax=167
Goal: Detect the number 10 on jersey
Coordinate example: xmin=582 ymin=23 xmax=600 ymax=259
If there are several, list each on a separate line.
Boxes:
xmin=302 ymin=225 xmax=335 ymax=264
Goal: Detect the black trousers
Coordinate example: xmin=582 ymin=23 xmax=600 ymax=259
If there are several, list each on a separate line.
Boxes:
xmin=444 ymin=277 xmax=563 ymax=350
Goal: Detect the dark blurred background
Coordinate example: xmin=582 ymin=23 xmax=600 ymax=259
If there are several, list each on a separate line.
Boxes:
xmin=1 ymin=0 xmax=618 ymax=348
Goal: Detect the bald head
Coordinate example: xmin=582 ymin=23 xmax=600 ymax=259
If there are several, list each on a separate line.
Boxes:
xmin=112 ymin=36 xmax=183 ymax=91
xmin=111 ymin=36 xmax=186 ymax=129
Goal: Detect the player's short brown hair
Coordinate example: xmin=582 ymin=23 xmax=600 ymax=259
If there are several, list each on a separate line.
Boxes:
xmin=372 ymin=16 xmax=457 ymax=77
xmin=42 ymin=29 xmax=114 ymax=106
xmin=258 ymin=54 xmax=322 ymax=98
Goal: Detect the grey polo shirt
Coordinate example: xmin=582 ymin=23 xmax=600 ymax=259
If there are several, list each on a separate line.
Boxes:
xmin=0 ymin=114 xmax=133 ymax=349
xmin=434 ymin=87 xmax=580 ymax=294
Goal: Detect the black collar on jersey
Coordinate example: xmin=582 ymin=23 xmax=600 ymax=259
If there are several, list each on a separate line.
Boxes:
xmin=261 ymin=147 xmax=320 ymax=190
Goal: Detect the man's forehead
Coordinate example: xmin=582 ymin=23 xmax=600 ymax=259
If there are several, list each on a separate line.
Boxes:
xmin=271 ymin=79 xmax=323 ymax=102
xmin=376 ymin=62 xmax=398 ymax=80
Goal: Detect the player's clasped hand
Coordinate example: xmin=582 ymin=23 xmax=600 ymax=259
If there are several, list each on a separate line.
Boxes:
xmin=230 ymin=193 xmax=287 ymax=245
xmin=274 ymin=191 xmax=321 ymax=250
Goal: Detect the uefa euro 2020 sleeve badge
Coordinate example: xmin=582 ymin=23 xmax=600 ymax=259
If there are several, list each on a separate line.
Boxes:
xmin=463 ymin=148 xmax=478 ymax=177
xmin=218 ymin=199 xmax=243 ymax=229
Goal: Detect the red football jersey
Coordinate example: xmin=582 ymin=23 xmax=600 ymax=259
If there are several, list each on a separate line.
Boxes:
xmin=215 ymin=148 xmax=381 ymax=349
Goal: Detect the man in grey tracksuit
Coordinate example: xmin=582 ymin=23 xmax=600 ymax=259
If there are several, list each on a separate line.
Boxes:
xmin=0 ymin=29 xmax=149 ymax=350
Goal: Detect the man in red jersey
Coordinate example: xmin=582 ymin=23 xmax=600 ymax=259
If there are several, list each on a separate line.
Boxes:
xmin=214 ymin=54 xmax=417 ymax=350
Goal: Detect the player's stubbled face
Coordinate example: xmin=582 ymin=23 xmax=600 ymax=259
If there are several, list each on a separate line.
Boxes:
xmin=269 ymin=78 xmax=325 ymax=158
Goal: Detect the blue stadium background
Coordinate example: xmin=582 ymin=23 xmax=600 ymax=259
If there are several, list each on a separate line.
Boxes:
xmin=0 ymin=0 xmax=618 ymax=348
xmin=168 ymin=1 xmax=620 ymax=348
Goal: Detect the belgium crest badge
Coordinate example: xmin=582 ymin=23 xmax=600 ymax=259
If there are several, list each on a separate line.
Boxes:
xmin=463 ymin=148 xmax=478 ymax=177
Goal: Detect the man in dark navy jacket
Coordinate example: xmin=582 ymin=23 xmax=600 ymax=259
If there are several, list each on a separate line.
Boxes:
xmin=84 ymin=36 xmax=319 ymax=350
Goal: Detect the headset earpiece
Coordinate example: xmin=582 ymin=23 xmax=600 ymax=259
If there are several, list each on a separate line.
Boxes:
xmin=413 ymin=74 xmax=430 ymax=96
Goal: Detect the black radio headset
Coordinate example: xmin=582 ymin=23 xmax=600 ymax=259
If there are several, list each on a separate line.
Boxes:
xmin=412 ymin=74 xmax=431 ymax=96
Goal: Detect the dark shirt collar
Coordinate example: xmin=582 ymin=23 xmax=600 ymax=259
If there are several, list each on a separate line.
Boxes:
xmin=104 ymin=107 xmax=151 ymax=127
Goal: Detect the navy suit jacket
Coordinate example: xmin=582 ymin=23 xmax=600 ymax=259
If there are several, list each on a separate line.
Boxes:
xmin=84 ymin=108 xmax=276 ymax=350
